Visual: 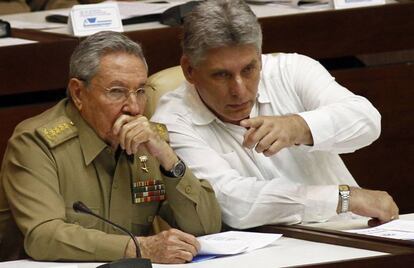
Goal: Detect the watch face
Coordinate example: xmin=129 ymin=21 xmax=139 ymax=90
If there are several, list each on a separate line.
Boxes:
xmin=339 ymin=185 xmax=349 ymax=192
xmin=173 ymin=160 xmax=186 ymax=177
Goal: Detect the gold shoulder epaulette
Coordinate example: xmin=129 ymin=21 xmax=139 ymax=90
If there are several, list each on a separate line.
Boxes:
xmin=151 ymin=122 xmax=169 ymax=142
xmin=35 ymin=116 xmax=78 ymax=148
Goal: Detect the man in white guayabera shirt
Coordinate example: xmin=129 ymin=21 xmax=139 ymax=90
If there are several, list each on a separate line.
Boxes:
xmin=152 ymin=0 xmax=399 ymax=229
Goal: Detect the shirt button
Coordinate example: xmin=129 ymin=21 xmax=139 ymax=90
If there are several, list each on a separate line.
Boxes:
xmin=185 ymin=185 xmax=192 ymax=194
xmin=113 ymin=183 xmax=118 ymax=189
xmin=147 ymin=216 xmax=154 ymax=223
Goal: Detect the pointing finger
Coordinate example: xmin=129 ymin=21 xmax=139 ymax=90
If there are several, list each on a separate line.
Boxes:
xmin=240 ymin=117 xmax=264 ymax=129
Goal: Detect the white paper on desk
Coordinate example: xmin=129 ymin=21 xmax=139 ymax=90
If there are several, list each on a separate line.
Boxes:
xmin=47 ymin=1 xmax=184 ymax=21
xmin=47 ymin=8 xmax=70 ymax=17
xmin=345 ymin=219 xmax=414 ymax=240
xmin=9 ymin=20 xmax=65 ymax=30
xmin=197 ymin=231 xmax=282 ymax=255
xmin=116 ymin=1 xmax=184 ymax=19
xmin=0 ymin=37 xmax=37 ymax=47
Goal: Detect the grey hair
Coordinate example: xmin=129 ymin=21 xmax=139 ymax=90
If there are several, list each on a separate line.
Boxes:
xmin=69 ymin=31 xmax=147 ymax=87
xmin=182 ymin=0 xmax=262 ymax=66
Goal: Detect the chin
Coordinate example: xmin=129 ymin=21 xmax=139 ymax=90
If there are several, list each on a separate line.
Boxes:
xmin=224 ymin=115 xmax=249 ymax=125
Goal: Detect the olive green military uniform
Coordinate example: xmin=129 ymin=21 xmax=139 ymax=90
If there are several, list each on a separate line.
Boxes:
xmin=0 ymin=99 xmax=221 ymax=261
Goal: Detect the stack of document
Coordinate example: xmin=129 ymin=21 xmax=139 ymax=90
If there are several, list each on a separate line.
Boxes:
xmin=194 ymin=231 xmax=282 ymax=262
xmin=346 ymin=219 xmax=414 ymax=240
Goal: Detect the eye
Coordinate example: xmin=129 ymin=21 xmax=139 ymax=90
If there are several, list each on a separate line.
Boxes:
xmin=242 ymin=64 xmax=256 ymax=76
xmin=137 ymin=87 xmax=146 ymax=94
xmin=212 ymin=71 xmax=231 ymax=79
xmin=108 ymin=87 xmax=127 ymax=96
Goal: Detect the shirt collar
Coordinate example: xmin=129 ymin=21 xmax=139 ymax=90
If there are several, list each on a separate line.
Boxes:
xmin=65 ymin=100 xmax=108 ymax=166
xmin=185 ymin=82 xmax=217 ymax=126
xmin=257 ymin=80 xmax=270 ymax=104
xmin=185 ymin=78 xmax=270 ymax=126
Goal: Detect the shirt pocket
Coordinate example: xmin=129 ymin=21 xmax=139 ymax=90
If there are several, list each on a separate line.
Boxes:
xmin=65 ymin=207 xmax=99 ymax=228
xmin=131 ymin=203 xmax=159 ymax=236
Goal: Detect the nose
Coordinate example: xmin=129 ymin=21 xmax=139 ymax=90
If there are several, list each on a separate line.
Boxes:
xmin=122 ymin=93 xmax=143 ymax=116
xmin=229 ymin=75 xmax=247 ymax=97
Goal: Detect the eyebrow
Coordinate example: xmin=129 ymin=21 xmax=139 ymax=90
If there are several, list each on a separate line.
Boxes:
xmin=210 ymin=58 xmax=259 ymax=72
xmin=108 ymin=80 xmax=147 ymax=88
xmin=246 ymin=58 xmax=259 ymax=67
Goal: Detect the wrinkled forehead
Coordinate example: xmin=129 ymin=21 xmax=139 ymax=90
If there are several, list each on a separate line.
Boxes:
xmin=196 ymin=45 xmax=261 ymax=68
xmin=92 ymin=53 xmax=148 ymax=84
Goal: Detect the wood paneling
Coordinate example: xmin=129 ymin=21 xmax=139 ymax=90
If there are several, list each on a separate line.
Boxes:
xmin=334 ymin=63 xmax=414 ymax=213
xmin=0 ymin=102 xmax=55 ymax=159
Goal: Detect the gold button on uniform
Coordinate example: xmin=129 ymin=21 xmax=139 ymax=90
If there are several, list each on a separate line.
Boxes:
xmin=185 ymin=185 xmax=192 ymax=194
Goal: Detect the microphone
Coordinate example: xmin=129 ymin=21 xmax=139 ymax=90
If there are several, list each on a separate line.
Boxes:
xmin=73 ymin=201 xmax=152 ymax=268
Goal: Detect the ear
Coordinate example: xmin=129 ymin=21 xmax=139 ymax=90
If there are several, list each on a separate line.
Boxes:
xmin=68 ymin=78 xmax=85 ymax=111
xmin=180 ymin=55 xmax=195 ymax=84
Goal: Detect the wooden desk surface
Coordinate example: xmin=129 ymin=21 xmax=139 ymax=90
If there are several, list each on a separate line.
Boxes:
xmin=1 ymin=222 xmax=413 ymax=267
xmin=252 ymin=216 xmax=414 ymax=267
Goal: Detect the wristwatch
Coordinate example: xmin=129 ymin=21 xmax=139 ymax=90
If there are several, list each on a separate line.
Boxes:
xmin=160 ymin=158 xmax=186 ymax=178
xmin=338 ymin=184 xmax=350 ymax=213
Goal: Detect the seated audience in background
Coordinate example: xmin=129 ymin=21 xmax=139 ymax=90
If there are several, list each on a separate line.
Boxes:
xmin=0 ymin=0 xmax=30 ymax=15
xmin=0 ymin=31 xmax=221 ymax=263
xmin=152 ymin=0 xmax=399 ymax=229
xmin=28 ymin=0 xmax=100 ymax=11
xmin=0 ymin=0 xmax=118 ymax=14
xmin=0 ymin=0 xmax=93 ymax=15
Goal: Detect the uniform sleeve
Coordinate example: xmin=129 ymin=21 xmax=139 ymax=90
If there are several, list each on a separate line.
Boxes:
xmin=161 ymin=168 xmax=222 ymax=236
xmin=283 ymin=54 xmax=381 ymax=153
xmin=1 ymin=132 xmax=130 ymax=261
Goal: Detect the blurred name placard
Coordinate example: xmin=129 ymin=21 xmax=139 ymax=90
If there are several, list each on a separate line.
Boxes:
xmin=69 ymin=2 xmax=123 ymax=37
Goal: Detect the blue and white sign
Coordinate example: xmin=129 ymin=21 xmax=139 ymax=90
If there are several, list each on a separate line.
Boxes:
xmin=69 ymin=2 xmax=123 ymax=37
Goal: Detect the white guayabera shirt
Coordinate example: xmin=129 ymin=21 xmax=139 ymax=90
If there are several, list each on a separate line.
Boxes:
xmin=152 ymin=53 xmax=381 ymax=229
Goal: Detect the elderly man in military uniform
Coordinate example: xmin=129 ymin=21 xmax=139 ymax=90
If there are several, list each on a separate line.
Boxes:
xmin=0 ymin=31 xmax=221 ymax=263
